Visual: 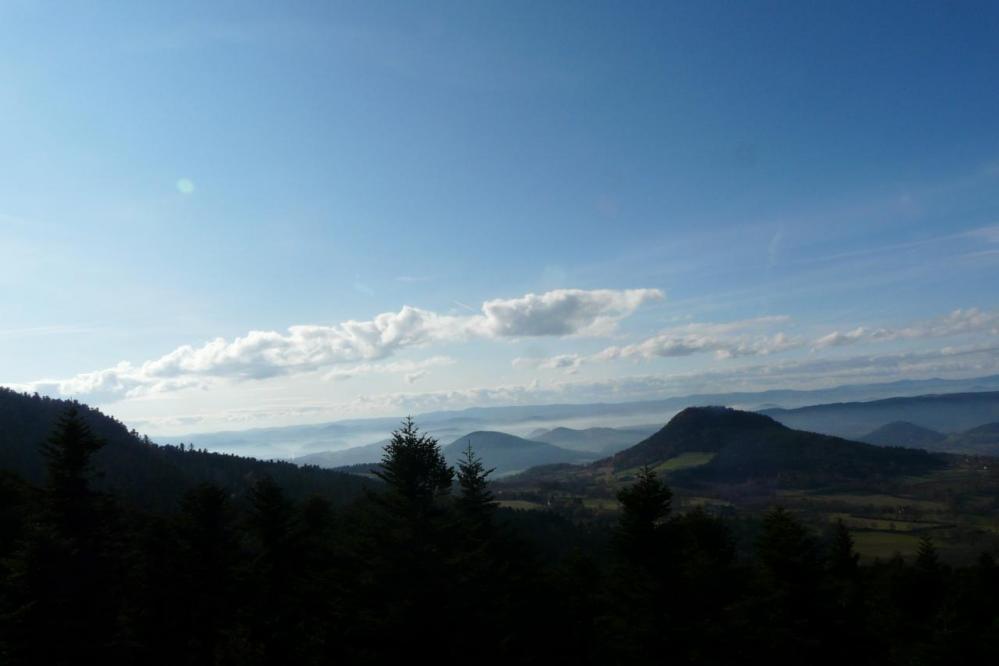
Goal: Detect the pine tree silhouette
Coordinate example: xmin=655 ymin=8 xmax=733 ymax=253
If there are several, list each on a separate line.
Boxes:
xmin=12 ymin=407 xmax=118 ymax=665
xmin=455 ymin=441 xmax=497 ymax=536
xmin=615 ymin=465 xmax=672 ymax=562
xmin=827 ymin=519 xmax=860 ymax=579
xmin=373 ymin=416 xmax=453 ymax=518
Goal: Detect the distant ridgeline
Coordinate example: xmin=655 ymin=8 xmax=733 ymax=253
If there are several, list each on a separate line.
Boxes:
xmin=762 ymin=391 xmax=999 ymax=440
xmin=0 ymin=388 xmax=370 ymax=510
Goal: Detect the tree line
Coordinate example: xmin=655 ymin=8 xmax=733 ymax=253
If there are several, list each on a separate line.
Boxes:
xmin=1 ymin=409 xmax=998 ymax=665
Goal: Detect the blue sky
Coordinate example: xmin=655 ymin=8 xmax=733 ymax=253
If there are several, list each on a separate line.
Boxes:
xmin=1 ymin=1 xmax=998 ymax=433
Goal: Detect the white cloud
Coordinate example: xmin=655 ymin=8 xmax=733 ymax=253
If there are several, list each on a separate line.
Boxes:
xmin=519 ymin=315 xmax=799 ymax=372
xmin=813 ymin=308 xmax=999 ymax=349
xmin=323 ymin=356 xmax=455 ymax=382
xmin=469 ymin=288 xmax=663 ymax=337
xmin=300 ymin=343 xmax=999 ymax=418
xmin=12 ymin=288 xmax=662 ymax=402
xmin=527 ymin=307 xmax=999 ymax=374
xmin=513 ymin=353 xmax=584 ymax=371
xmin=812 ymin=326 xmax=884 ymax=349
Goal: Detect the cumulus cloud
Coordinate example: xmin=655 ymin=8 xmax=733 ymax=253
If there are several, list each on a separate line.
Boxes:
xmin=14 ymin=288 xmax=662 ymax=402
xmin=469 ymin=288 xmax=663 ymax=337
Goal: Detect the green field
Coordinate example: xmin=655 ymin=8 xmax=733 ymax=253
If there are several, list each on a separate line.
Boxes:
xmin=498 ymin=499 xmax=545 ymax=511
xmin=582 ymin=497 xmax=621 ymax=512
xmin=852 ymin=531 xmax=923 ymax=559
xmin=796 ymin=493 xmax=948 ymax=512
xmin=826 ymin=512 xmax=945 ymax=532
xmin=655 ymin=452 xmax=716 ymax=473
xmin=613 ymin=452 xmax=715 ymax=483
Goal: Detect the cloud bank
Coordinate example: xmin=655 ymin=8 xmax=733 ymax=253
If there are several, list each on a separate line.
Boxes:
xmin=518 ymin=308 xmax=999 ymax=374
xmin=15 ymin=288 xmax=662 ymax=402
xmin=813 ymin=308 xmax=999 ymax=349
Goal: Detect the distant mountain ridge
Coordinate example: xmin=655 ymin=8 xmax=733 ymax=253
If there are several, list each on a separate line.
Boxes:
xmin=762 ymin=391 xmax=999 ymax=439
xmin=159 ymin=375 xmax=999 ymax=458
xmin=857 ymin=420 xmax=999 ymax=455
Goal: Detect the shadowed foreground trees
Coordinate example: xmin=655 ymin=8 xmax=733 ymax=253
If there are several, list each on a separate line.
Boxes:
xmin=1 ymin=412 xmax=999 ymax=665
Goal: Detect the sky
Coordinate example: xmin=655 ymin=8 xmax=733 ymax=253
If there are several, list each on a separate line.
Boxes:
xmin=1 ymin=1 xmax=998 ymax=435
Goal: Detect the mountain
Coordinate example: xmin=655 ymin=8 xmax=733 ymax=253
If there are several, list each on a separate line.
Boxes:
xmin=444 ymin=431 xmax=589 ymax=476
xmin=0 ymin=388 xmax=370 ymax=510
xmin=859 ymin=421 xmax=947 ymax=448
xmin=761 ymin=391 xmax=999 ymax=440
xmin=528 ymin=426 xmax=658 ymax=455
xmin=939 ymin=423 xmax=999 ymax=455
xmin=608 ymin=406 xmax=947 ymax=484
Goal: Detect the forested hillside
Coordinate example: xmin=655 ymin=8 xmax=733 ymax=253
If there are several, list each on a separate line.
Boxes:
xmin=2 ymin=409 xmax=998 ymax=665
xmin=0 ymin=388 xmax=369 ymax=509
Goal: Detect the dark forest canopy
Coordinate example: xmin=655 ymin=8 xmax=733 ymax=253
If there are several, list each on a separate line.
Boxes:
xmin=1 ymin=400 xmax=998 ymax=665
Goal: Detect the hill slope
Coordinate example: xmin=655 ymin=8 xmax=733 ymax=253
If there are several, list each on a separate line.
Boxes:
xmin=859 ymin=421 xmax=947 ymax=448
xmin=0 ymin=388 xmax=370 ymax=510
xmin=293 ymin=439 xmax=390 ymax=468
xmin=445 ymin=431 xmax=589 ymax=475
xmin=609 ymin=406 xmax=947 ymax=484
xmin=940 ymin=422 xmax=999 ymax=455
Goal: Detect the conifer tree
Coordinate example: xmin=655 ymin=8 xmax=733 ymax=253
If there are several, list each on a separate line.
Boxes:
xmin=364 ymin=418 xmax=456 ymax=661
xmin=827 ymin=519 xmax=860 ymax=579
xmin=39 ymin=407 xmax=105 ymax=538
xmin=455 ymin=441 xmax=497 ymax=535
xmin=756 ymin=506 xmax=819 ymax=585
xmin=176 ymin=484 xmax=239 ymax=664
xmin=246 ymin=476 xmax=299 ymax=665
xmin=912 ymin=534 xmax=946 ymax=622
xmin=915 ymin=535 xmax=941 ymax=574
xmin=248 ymin=475 xmax=296 ymax=563
xmin=373 ymin=416 xmax=453 ymax=517
xmin=12 ymin=407 xmax=117 ymax=665
xmin=615 ymin=465 xmax=672 ymax=561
